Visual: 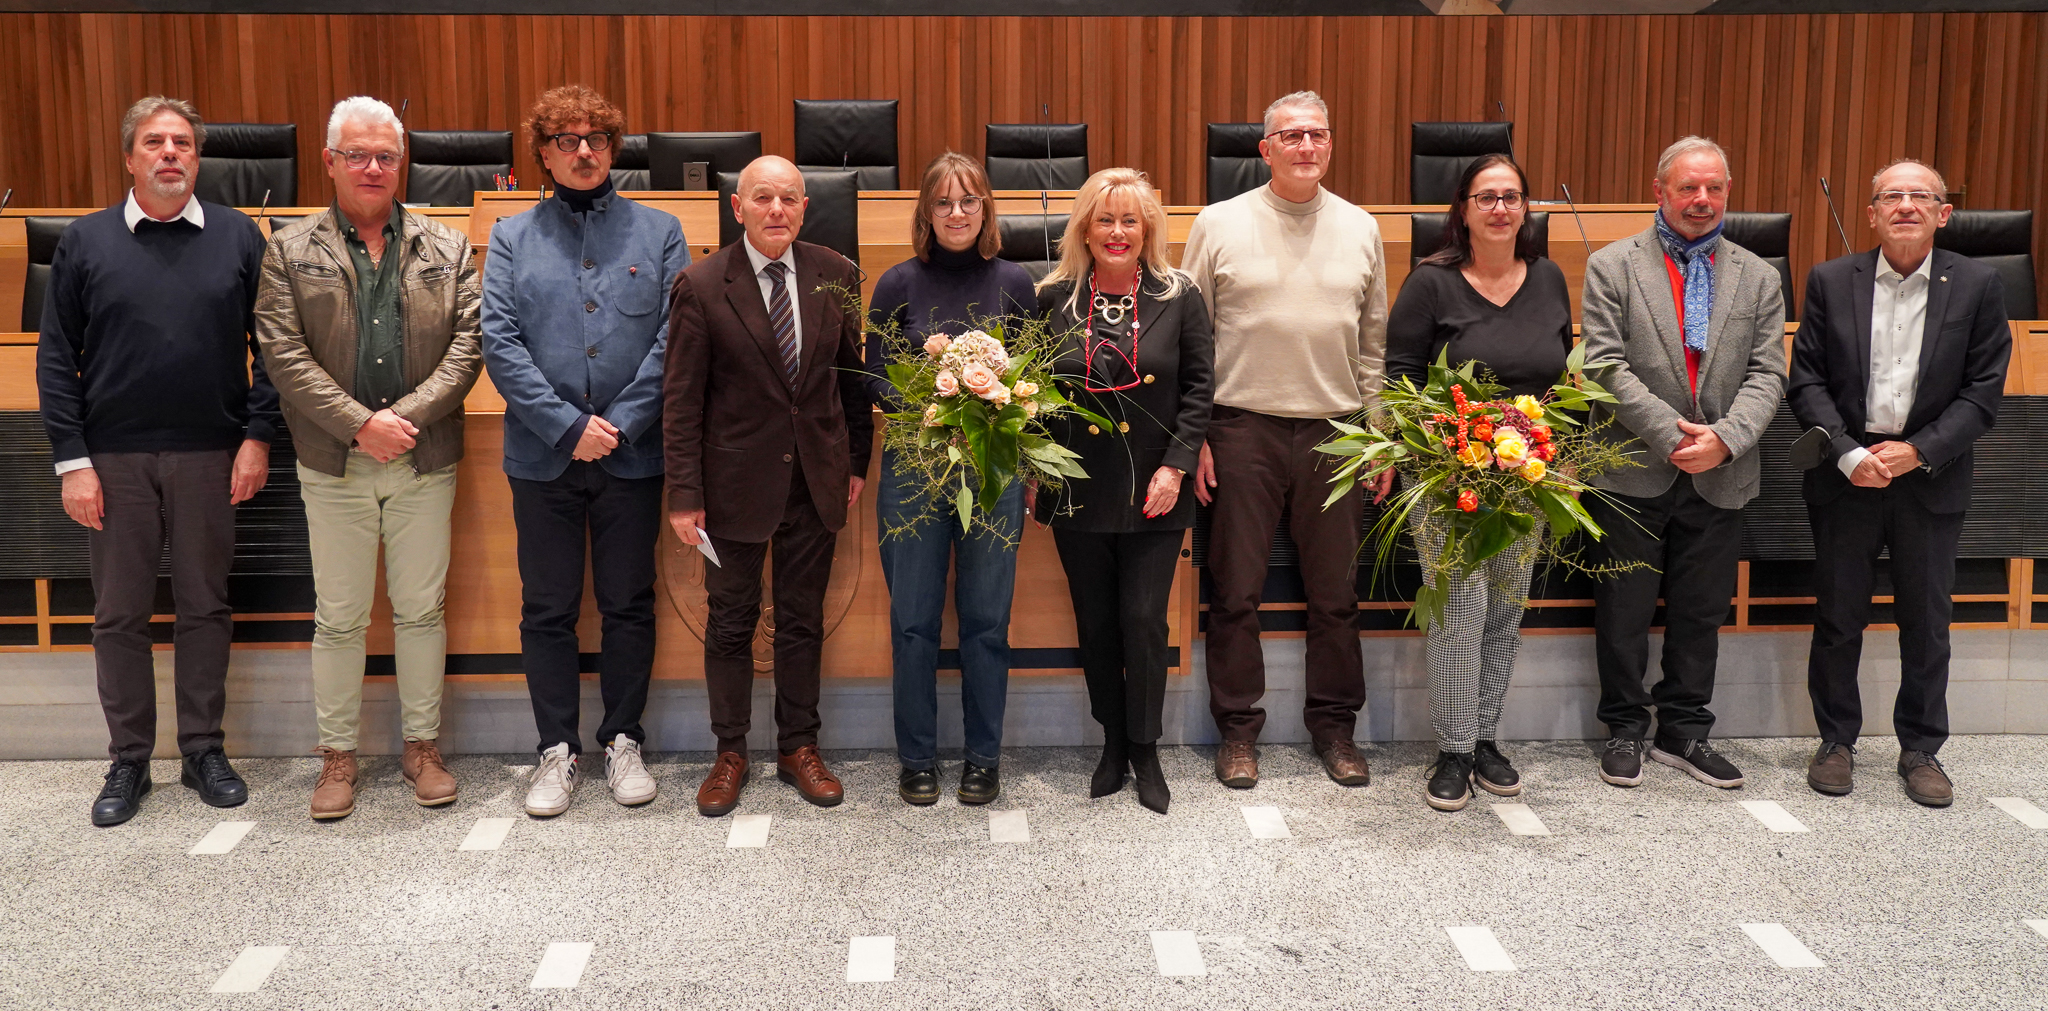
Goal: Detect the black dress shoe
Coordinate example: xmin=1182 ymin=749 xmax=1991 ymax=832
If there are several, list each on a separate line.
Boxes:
xmin=1090 ymin=735 xmax=1129 ymax=798
xmin=898 ymin=766 xmax=940 ymax=806
xmin=181 ymin=749 xmax=248 ymax=808
xmin=1129 ymin=742 xmax=1170 ymax=814
xmin=958 ymin=762 xmax=1000 ymax=805
xmin=1427 ymin=751 xmax=1474 ymax=811
xmin=1472 ymin=740 xmax=1521 ymax=796
xmin=92 ymin=759 xmax=152 ymax=827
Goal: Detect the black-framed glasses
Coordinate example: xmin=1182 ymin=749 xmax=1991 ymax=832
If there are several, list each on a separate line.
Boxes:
xmin=1873 ymin=190 xmax=1943 ymax=207
xmin=329 ymin=148 xmax=401 ymax=171
xmin=1464 ymin=191 xmax=1526 ymax=211
xmin=548 ymin=131 xmax=613 ymax=153
xmin=933 ymin=195 xmax=985 ymax=216
xmin=1264 ymin=128 xmax=1333 ymax=149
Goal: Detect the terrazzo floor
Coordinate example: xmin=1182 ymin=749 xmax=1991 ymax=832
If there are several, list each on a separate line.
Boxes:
xmin=5 ymin=736 xmax=2047 ymax=1009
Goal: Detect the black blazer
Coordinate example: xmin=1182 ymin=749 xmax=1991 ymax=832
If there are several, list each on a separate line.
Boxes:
xmin=1034 ymin=272 xmax=1214 ymax=532
xmin=1788 ymin=247 xmax=2010 ymax=514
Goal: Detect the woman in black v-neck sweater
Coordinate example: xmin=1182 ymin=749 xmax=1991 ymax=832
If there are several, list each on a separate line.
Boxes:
xmin=1383 ymin=254 xmax=1572 ymax=396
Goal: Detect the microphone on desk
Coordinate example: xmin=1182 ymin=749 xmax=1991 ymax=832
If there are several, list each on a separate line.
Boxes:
xmin=0 ymin=189 xmax=12 ymax=214
xmin=1039 ymin=103 xmax=1053 ymax=272
xmin=1819 ymin=176 xmax=1854 ymax=256
xmin=1558 ymin=182 xmax=1593 ymax=259
xmin=256 ymin=188 xmax=272 ymax=233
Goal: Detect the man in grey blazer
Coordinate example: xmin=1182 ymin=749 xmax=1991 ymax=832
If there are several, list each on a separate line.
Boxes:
xmin=1580 ymin=136 xmax=1786 ymax=791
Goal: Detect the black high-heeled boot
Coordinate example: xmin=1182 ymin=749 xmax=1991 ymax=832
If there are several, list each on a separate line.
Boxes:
xmin=1090 ymin=733 xmax=1129 ymax=798
xmin=1129 ymin=742 xmax=1170 ymax=814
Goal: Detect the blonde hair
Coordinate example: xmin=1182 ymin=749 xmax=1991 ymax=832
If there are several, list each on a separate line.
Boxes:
xmin=1036 ymin=167 xmax=1189 ymax=315
xmin=912 ymin=151 xmax=1002 ymax=261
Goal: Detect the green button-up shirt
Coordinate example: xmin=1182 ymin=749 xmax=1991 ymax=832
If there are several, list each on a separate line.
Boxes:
xmin=338 ymin=201 xmax=407 ymax=412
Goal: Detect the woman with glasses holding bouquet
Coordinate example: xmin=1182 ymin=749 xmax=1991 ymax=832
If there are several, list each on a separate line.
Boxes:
xmin=1034 ymin=168 xmax=1214 ymax=814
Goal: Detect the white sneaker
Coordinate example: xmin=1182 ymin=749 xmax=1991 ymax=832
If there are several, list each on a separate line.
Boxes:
xmin=605 ymin=735 xmax=657 ymax=806
xmin=525 ymin=742 xmax=578 ymax=817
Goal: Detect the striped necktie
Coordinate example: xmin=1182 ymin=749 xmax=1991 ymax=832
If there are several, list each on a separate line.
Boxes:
xmin=762 ymin=260 xmax=799 ymax=386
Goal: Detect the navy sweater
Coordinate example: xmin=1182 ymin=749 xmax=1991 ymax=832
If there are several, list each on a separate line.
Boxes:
xmin=36 ymin=201 xmax=279 ymax=461
xmin=863 ymin=244 xmax=1037 ymax=409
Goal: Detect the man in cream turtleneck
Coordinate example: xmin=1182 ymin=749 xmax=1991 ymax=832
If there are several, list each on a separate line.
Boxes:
xmin=1181 ymin=90 xmax=1390 ymax=792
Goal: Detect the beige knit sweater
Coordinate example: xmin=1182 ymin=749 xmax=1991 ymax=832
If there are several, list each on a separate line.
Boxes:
xmin=1180 ymin=184 xmax=1389 ymax=418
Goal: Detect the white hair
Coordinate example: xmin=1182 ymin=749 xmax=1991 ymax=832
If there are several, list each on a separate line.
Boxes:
xmin=1262 ymin=91 xmax=1330 ymax=134
xmin=1871 ymin=158 xmax=1948 ymax=201
xmin=326 ymin=96 xmax=405 ymax=154
xmin=1655 ymin=135 xmax=1730 ymax=185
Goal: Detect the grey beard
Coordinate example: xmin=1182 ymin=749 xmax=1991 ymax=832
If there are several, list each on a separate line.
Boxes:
xmin=141 ymin=170 xmax=192 ymax=204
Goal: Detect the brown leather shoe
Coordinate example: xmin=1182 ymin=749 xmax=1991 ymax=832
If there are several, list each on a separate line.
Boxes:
xmin=1315 ymin=738 xmax=1371 ymax=786
xmin=695 ymin=751 xmax=749 ymax=817
xmin=1215 ymin=740 xmax=1258 ymax=789
xmin=401 ymin=738 xmax=459 ymax=807
xmin=1807 ymin=741 xmax=1854 ymax=795
xmin=310 ymin=746 xmax=357 ymax=821
xmin=1899 ymin=749 xmax=1953 ymax=807
xmin=776 ymin=745 xmax=844 ymax=807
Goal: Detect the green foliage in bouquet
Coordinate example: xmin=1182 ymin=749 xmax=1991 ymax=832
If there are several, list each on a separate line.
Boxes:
xmin=1315 ymin=343 xmax=1642 ymax=630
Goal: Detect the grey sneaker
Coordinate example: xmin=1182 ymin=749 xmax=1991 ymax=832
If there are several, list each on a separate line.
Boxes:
xmin=1650 ymin=737 xmax=1745 ymax=789
xmin=1598 ymin=737 xmax=1646 ymax=787
xmin=605 ymin=736 xmax=657 ymax=807
xmin=525 ymin=742 xmax=579 ymax=817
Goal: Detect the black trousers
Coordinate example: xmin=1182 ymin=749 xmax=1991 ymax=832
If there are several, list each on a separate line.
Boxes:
xmin=1052 ymin=527 xmax=1184 ymax=744
xmin=703 ymin=472 xmax=838 ymax=754
xmin=89 ymin=450 xmax=237 ymax=762
xmin=1807 ymin=484 xmax=1964 ymax=754
xmin=1586 ymin=476 xmax=1742 ymax=741
xmin=510 ymin=463 xmax=664 ymax=756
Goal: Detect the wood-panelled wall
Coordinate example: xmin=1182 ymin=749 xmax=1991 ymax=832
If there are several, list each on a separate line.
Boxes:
xmin=3 ymin=12 xmax=2045 ymax=308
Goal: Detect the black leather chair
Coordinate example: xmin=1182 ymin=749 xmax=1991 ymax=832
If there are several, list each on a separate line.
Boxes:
xmin=1409 ymin=211 xmax=1549 ymax=266
xmin=22 ymin=216 xmax=79 ymax=332
xmin=1935 ymin=209 xmax=2037 ymax=320
xmin=717 ymin=168 xmax=861 ymax=263
xmin=984 ymin=124 xmax=1088 ymax=191
xmin=195 ymin=123 xmax=297 ymax=208
xmin=261 ymin=214 xmax=305 ymax=239
xmin=1720 ymin=212 xmax=1795 ymax=313
xmin=648 ymin=132 xmax=763 ymax=190
xmin=405 ymin=130 xmax=513 ymax=207
xmin=1206 ymin=123 xmax=1269 ymax=205
xmin=997 ymin=213 xmax=1067 ymax=283
xmin=1411 ymin=122 xmax=1514 ymax=205
xmin=795 ymin=100 xmax=899 ymax=190
xmin=609 ymin=133 xmax=650 ymax=191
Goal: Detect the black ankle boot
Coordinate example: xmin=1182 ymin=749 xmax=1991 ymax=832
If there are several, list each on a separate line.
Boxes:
xmin=1090 ymin=734 xmax=1130 ymax=798
xmin=1129 ymin=742 xmax=1170 ymax=814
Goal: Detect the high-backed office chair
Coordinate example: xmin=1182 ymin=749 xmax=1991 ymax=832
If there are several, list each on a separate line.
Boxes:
xmin=1411 ymin=122 xmax=1515 ymax=205
xmin=608 ymin=134 xmax=650 ymax=191
xmin=22 ymin=216 xmax=79 ymax=332
xmin=261 ymin=215 xmax=305 ymax=238
xmin=405 ymin=130 xmax=513 ymax=207
xmin=795 ymin=100 xmax=899 ymax=190
xmin=1720 ymin=212 xmax=1796 ymax=313
xmin=648 ymin=132 xmax=763 ymax=190
xmin=1408 ymin=211 xmax=1550 ymax=267
xmin=1935 ymin=209 xmax=2038 ymax=320
xmin=1206 ymin=123 xmax=1269 ymax=205
xmin=984 ymin=124 xmax=1088 ymax=191
xmin=195 ymin=123 xmax=298 ymax=208
xmin=997 ymin=213 xmax=1068 ymax=283
xmin=717 ymin=168 xmax=860 ymax=263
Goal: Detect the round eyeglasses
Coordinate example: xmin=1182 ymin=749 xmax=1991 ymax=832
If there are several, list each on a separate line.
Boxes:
xmin=1464 ymin=191 xmax=1526 ymax=211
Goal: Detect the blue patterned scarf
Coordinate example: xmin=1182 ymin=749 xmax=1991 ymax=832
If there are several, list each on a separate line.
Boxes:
xmin=1653 ymin=211 xmax=1723 ymax=355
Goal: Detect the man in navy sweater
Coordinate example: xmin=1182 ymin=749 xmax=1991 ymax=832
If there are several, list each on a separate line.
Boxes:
xmin=36 ymin=96 xmax=278 ymax=827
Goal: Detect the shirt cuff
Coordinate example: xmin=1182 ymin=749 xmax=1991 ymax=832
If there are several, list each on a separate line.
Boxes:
xmin=53 ymin=457 xmax=92 ymax=476
xmin=1836 ymin=445 xmax=1871 ymax=480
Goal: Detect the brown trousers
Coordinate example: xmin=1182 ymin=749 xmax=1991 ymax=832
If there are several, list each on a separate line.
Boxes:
xmin=703 ymin=471 xmax=838 ymax=754
xmin=1202 ymin=406 xmax=1366 ymax=743
xmin=88 ymin=450 xmax=238 ymax=761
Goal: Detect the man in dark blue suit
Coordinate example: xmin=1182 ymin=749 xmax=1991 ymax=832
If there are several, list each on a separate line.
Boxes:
xmin=1789 ymin=159 xmax=2011 ymax=807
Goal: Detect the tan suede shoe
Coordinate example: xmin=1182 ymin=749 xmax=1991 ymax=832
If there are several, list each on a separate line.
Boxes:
xmin=311 ymin=746 xmax=358 ymax=820
xmin=402 ymin=739 xmax=459 ymax=807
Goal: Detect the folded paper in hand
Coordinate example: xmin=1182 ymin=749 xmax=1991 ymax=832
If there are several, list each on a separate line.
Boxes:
xmin=692 ymin=526 xmax=720 ymax=567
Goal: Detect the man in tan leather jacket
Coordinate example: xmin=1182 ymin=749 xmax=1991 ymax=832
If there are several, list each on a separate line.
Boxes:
xmin=255 ymin=96 xmax=481 ymax=821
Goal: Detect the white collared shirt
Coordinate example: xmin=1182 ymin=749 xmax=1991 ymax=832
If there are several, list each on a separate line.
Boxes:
xmin=742 ymin=237 xmax=803 ymax=356
xmin=55 ymin=191 xmax=211 ymax=475
xmin=1837 ymin=251 xmax=1933 ymax=479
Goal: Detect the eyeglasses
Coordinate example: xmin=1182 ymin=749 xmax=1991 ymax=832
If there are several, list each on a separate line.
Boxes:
xmin=330 ymin=148 xmax=401 ymax=171
xmin=1464 ymin=191 xmax=1526 ymax=211
xmin=932 ymin=195 xmax=984 ymax=216
xmin=547 ymin=132 xmax=613 ymax=153
xmin=1265 ymin=128 xmax=1333 ymax=149
xmin=1873 ymin=190 xmax=1943 ymax=207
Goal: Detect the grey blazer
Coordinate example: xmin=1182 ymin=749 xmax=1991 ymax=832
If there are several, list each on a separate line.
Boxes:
xmin=1580 ymin=225 xmax=1787 ymax=509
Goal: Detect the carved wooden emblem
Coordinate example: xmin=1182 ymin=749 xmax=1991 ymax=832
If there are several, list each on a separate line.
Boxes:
xmin=658 ymin=501 xmax=865 ymax=673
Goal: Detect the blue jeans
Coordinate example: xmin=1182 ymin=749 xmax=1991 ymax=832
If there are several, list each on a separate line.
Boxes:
xmin=878 ymin=452 xmax=1023 ymax=770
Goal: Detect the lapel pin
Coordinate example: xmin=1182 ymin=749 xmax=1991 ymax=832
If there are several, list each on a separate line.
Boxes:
xmin=1939 ymin=276 xmax=1946 ymax=282
xmin=629 ymin=266 xmax=637 ymax=274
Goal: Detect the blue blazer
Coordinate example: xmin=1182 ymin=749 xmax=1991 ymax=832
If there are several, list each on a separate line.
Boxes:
xmin=481 ymin=191 xmax=691 ymax=481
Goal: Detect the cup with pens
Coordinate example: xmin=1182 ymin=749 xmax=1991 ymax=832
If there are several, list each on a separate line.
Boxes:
xmin=492 ymin=172 xmax=520 ymax=192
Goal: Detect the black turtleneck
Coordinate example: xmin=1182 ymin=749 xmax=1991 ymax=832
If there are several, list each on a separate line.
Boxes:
xmin=554 ymin=176 xmax=615 ymax=215
xmin=862 ymin=241 xmax=1038 ymax=408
